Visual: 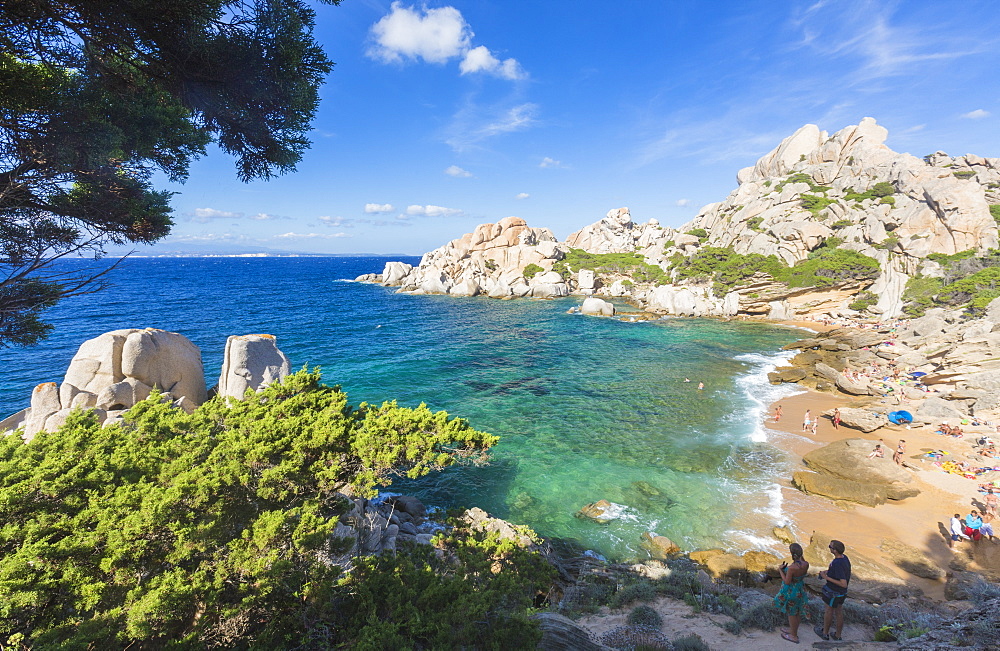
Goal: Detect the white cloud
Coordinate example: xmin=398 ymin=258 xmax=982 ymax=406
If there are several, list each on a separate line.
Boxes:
xmin=364 ymin=203 xmax=394 ymax=213
xmin=445 ymin=165 xmax=473 ymax=177
xmin=962 ymin=109 xmax=990 ymax=119
xmin=675 ymin=199 xmax=691 ymax=207
xmin=515 ymin=192 xmax=530 ymax=200
xmin=318 ymin=215 xmax=351 ymax=227
xmin=406 ymin=204 xmax=463 ymax=217
xmin=539 ymin=156 xmax=562 ymax=168
xmin=460 ymin=45 xmax=525 ymax=80
xmin=367 ymin=2 xmax=470 ymax=64
xmin=367 ymin=3 xmax=525 ymax=79
xmin=272 ymin=232 xmax=350 ymax=240
xmin=188 ymin=208 xmax=286 ymax=223
xmin=482 ymin=104 xmax=536 ymax=137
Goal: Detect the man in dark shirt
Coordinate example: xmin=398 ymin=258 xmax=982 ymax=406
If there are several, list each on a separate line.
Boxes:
xmin=814 ymin=539 xmax=851 ymax=641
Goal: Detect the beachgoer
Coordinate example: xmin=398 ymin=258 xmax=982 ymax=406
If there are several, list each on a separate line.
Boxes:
xmin=802 ymin=410 xmax=812 ymax=431
xmin=986 ymin=489 xmax=999 ymax=517
xmin=981 ymin=511 xmax=996 ymax=541
xmin=811 ymin=419 xmax=818 ymax=436
xmin=867 ymin=444 xmax=884 ymax=459
xmin=684 ymin=378 xmax=690 ymax=382
xmin=774 ymin=543 xmax=810 ymax=644
xmin=964 ymin=511 xmax=984 ymax=542
xmin=774 ymin=405 xmax=783 ymax=422
xmin=951 ymin=513 xmax=971 ymax=548
xmin=697 ymin=382 xmax=704 ymax=390
xmin=815 ymin=540 xmax=851 ymax=641
xmin=893 ymin=440 xmax=906 ymax=465
xmin=832 ymin=408 xmax=841 ymax=430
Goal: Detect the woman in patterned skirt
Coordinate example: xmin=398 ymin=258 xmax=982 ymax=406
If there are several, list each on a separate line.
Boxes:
xmin=774 ymin=542 xmax=810 ymax=643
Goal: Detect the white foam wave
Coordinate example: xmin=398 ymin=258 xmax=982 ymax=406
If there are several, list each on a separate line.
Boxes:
xmin=758 ymin=482 xmax=784 ymax=521
xmin=733 ymin=350 xmax=805 ymax=443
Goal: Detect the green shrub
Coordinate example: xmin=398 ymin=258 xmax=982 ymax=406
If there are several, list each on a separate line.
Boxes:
xmin=484 ymin=259 xmax=498 ymax=271
xmin=685 ymin=228 xmax=709 ymax=242
xmin=0 ymin=370 xmax=510 ymax=649
xmin=831 ymin=219 xmax=853 ymax=229
xmin=990 ymin=205 xmax=1000 ymax=226
xmin=875 ymin=625 xmax=898 ymax=642
xmin=522 ymin=263 xmax=544 ymax=279
xmin=552 ymin=249 xmax=669 ymax=285
xmin=953 ymin=170 xmax=976 ymax=179
xmin=880 ymin=234 xmax=900 ymax=250
xmin=849 ymin=290 xmax=878 ymax=311
xmin=672 ymin=633 xmax=710 ymax=651
xmin=880 ymin=195 xmax=896 ymax=206
xmin=746 ymin=216 xmax=764 ymax=231
xmin=762 ymin=180 xmax=772 ymax=187
xmin=627 ymin=605 xmax=663 ymax=627
xmin=871 ymin=181 xmax=895 ymax=196
xmin=662 ymin=240 xmax=675 ymax=250
xmin=902 ymin=275 xmax=943 ymax=317
xmin=821 ymin=236 xmax=844 ymax=249
xmin=775 ymin=247 xmax=881 ymax=288
xmin=800 ymin=193 xmax=836 ymax=215
xmin=670 ymin=246 xmax=786 ymax=296
xmin=611 ymin=580 xmax=658 ymax=608
xmin=927 ymin=249 xmax=976 ymax=264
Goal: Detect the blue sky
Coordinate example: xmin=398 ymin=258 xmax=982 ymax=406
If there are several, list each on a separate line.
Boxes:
xmin=143 ymin=0 xmax=1000 ymax=255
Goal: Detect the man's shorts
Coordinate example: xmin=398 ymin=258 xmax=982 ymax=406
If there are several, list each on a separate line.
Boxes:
xmin=822 ymin=586 xmax=847 ymax=608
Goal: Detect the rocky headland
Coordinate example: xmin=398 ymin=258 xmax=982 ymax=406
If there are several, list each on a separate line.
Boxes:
xmin=360 ymin=118 xmax=1000 ymax=323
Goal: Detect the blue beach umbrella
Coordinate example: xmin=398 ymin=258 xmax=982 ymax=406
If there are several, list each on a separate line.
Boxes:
xmin=888 ymin=410 xmax=913 ymax=424
xmin=910 ymin=372 xmax=927 ymax=378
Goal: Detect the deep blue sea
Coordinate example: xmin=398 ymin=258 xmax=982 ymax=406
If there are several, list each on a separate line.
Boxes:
xmin=0 ymin=256 xmax=810 ymax=560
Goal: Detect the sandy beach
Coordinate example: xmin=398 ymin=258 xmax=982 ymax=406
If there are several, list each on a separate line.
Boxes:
xmin=763 ymin=389 xmax=983 ymax=600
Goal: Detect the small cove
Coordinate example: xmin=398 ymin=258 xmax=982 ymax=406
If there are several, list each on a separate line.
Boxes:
xmin=0 ymin=256 xmax=805 ymax=560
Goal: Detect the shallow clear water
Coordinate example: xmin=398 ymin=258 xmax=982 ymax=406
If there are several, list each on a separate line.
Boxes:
xmin=0 ymin=257 xmax=805 ymax=559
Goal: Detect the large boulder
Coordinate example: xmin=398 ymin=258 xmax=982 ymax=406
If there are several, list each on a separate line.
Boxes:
xmin=879 ymin=538 xmax=945 ymax=580
xmin=829 ymin=407 xmax=888 ymax=432
xmin=640 ymin=532 xmax=680 ymax=559
xmin=792 ymin=471 xmax=887 ymax=507
xmin=21 ymin=328 xmax=207 ymax=439
xmin=803 ymin=438 xmax=914 ymax=487
xmin=217 ymin=334 xmax=291 ymax=400
xmin=581 ymin=297 xmax=615 ymax=316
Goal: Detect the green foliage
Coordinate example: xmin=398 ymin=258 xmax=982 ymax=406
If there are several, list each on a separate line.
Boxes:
xmin=849 ymin=290 xmax=878 ymax=311
xmin=953 ymin=170 xmax=977 ymax=179
xmin=927 ymin=249 xmax=976 ymax=264
xmin=685 ymin=228 xmax=709 ymax=242
xmin=552 ymin=249 xmax=669 ymax=285
xmin=831 ymin=219 xmax=853 ymax=229
xmin=880 ymin=234 xmax=900 ymax=250
xmin=775 ymin=247 xmax=881 ymax=288
xmin=875 ymin=625 xmax=899 ymax=642
xmin=821 ymin=236 xmax=844 ymax=249
xmin=522 ymin=263 xmax=544 ymax=279
xmin=762 ymin=180 xmax=772 ymax=187
xmin=774 ymin=172 xmax=816 ymax=194
xmin=746 ymin=216 xmax=764 ymax=231
xmin=627 ymin=605 xmax=663 ymax=627
xmin=670 ymin=246 xmax=786 ymax=297
xmin=610 ymin=580 xmax=658 ymax=608
xmin=337 ymin=526 xmax=553 ymax=649
xmin=662 ymin=240 xmax=675 ymax=250
xmin=880 ymin=196 xmax=896 ymax=206
xmin=990 ymin=205 xmax=1000 ymax=226
xmin=484 ymin=259 xmax=498 ymax=271
xmin=0 ymin=370 xmax=499 ymax=648
xmin=673 ymin=633 xmax=710 ymax=651
xmin=902 ymin=275 xmax=944 ymax=317
xmin=871 ymin=182 xmax=896 ymax=197
xmin=0 ymin=2 xmax=334 ymax=346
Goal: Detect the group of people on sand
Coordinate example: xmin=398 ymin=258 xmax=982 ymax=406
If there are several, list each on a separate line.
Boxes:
xmin=949 ymin=488 xmax=1000 ymax=545
xmin=773 ymin=540 xmax=852 ymax=644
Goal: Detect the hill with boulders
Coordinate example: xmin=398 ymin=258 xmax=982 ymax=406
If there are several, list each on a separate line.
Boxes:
xmin=361 ymin=118 xmax=1000 ymax=322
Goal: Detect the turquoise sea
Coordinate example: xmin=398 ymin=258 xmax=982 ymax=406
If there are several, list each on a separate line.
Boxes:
xmin=0 ymin=256 xmax=809 ymax=560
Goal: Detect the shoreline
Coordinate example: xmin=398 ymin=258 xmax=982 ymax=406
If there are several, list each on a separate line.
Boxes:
xmin=759 ymin=387 xmax=991 ymax=601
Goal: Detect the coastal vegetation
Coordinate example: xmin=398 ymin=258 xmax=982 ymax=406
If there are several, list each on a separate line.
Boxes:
xmin=522 ymin=263 xmax=544 ymax=279
xmin=0 ymin=1 xmax=334 ymax=346
xmin=667 ymin=245 xmax=880 ymax=296
xmin=903 ymin=248 xmax=1000 ymax=316
xmin=0 ymin=370 xmax=545 ymax=649
xmin=553 ymin=248 xmax=670 ymax=285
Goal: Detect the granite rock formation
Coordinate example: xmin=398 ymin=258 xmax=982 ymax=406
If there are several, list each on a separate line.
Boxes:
xmin=217 ymin=334 xmax=291 ymax=401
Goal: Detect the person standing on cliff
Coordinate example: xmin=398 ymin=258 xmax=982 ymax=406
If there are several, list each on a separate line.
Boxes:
xmin=815 ymin=540 xmax=851 ymax=641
